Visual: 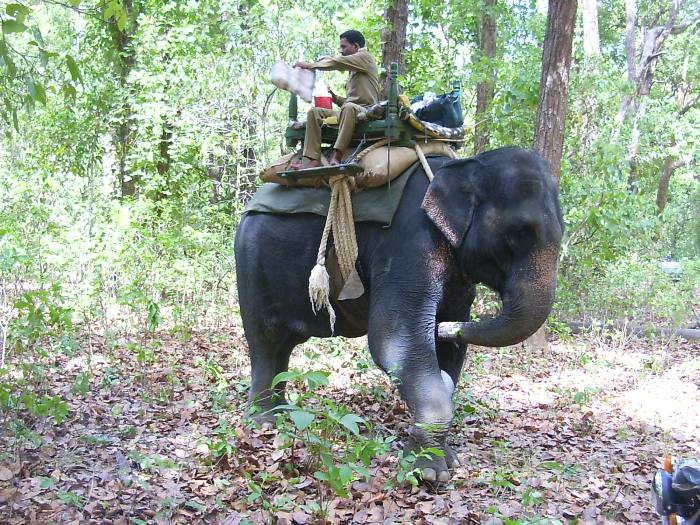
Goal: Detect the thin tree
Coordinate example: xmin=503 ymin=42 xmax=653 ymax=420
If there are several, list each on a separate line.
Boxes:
xmin=112 ymin=0 xmax=138 ymax=197
xmin=474 ymin=0 xmax=497 ymax=155
xmin=380 ymin=0 xmax=409 ymax=97
xmin=582 ymin=0 xmax=600 ymax=57
xmin=527 ymin=0 xmax=577 ymax=351
xmin=613 ymin=0 xmax=699 ymax=194
xmin=656 ymin=52 xmax=700 ymax=215
xmin=533 ymin=0 xmax=577 ymax=184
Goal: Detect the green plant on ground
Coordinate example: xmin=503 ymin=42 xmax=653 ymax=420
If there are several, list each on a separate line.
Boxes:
xmin=452 ymin=387 xmax=499 ymax=425
xmin=521 ymin=486 xmax=545 ymax=507
xmin=199 ymin=417 xmax=237 ymax=466
xmin=388 ymin=446 xmax=446 ymax=489
xmin=127 ymin=450 xmax=178 ymax=473
xmin=57 ymin=490 xmax=84 ymax=509
xmin=245 ymin=471 xmax=294 ymax=524
xmin=573 ymin=386 xmax=599 ymax=406
xmin=267 ymin=368 xmax=392 ymax=518
xmin=0 ymin=284 xmax=74 ymax=426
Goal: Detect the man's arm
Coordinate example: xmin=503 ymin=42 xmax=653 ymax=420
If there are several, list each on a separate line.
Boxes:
xmin=295 ymin=51 xmax=373 ymax=74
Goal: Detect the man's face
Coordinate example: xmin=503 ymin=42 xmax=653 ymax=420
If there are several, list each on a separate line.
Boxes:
xmin=339 ymin=38 xmax=360 ymax=56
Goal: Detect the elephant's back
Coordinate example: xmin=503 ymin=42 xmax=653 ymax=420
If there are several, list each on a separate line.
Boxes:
xmin=236 ymin=212 xmax=325 ymax=262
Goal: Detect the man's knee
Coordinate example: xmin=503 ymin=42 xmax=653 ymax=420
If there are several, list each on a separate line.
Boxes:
xmin=307 ymin=107 xmax=324 ymax=122
xmin=340 ymin=103 xmax=361 ymax=117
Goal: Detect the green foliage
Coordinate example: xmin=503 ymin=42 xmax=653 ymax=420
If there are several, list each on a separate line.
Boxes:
xmin=8 ymin=285 xmax=72 ymax=350
xmin=268 ymin=368 xmax=391 ymax=508
xmin=557 ymin=253 xmax=699 ymax=323
xmin=200 ymin=418 xmax=238 ymax=464
xmin=57 ymin=489 xmax=84 ymax=509
xmin=0 ymin=281 xmax=73 ymax=425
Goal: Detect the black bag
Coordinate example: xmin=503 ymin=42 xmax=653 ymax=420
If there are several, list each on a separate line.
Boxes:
xmin=411 ymin=92 xmax=464 ymax=128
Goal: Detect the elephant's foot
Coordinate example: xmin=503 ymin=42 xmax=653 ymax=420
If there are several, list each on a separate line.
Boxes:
xmin=246 ymin=395 xmax=288 ymax=428
xmin=406 ymin=427 xmax=457 ymax=484
xmin=416 ymin=450 xmax=451 ymax=484
xmin=444 ymin=443 xmax=461 ymax=469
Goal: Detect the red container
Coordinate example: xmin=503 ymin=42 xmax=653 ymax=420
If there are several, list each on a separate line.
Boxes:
xmin=314 ymin=95 xmax=333 ymax=109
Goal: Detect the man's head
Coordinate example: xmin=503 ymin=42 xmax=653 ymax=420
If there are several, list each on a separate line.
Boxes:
xmin=339 ymin=30 xmax=365 ymax=56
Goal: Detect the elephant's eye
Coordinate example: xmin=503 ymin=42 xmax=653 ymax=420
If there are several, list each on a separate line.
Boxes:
xmin=515 ymin=225 xmax=532 ymax=237
xmin=507 ymin=224 xmax=535 ymax=247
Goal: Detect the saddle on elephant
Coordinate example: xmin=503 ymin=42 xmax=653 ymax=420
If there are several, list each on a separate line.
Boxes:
xmin=250 ymin=62 xmax=465 ymax=329
xmin=260 ymin=62 xmax=464 ymax=189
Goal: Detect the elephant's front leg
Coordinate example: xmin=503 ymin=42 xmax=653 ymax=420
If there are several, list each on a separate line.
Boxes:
xmin=367 ymin=296 xmax=455 ymax=483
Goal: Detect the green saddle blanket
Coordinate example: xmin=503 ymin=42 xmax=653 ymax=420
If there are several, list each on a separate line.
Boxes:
xmin=244 ymin=162 xmax=420 ymax=225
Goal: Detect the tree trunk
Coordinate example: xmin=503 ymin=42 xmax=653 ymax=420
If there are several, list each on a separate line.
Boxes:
xmin=616 ymin=0 xmax=689 ymax=132
xmin=157 ymin=120 xmax=173 ymax=177
xmin=657 ymin=156 xmax=675 ymax=215
xmin=582 ymin=0 xmax=600 ymax=56
xmin=474 ymin=0 xmax=497 ymax=155
xmin=616 ymin=1 xmax=689 ymax=188
xmin=114 ymin=0 xmax=137 ymax=197
xmin=527 ymin=0 xmax=577 ymax=352
xmin=656 ymin=137 xmax=684 ymax=216
xmin=532 ymin=0 xmax=577 ymax=184
xmin=380 ymin=0 xmax=409 ymax=97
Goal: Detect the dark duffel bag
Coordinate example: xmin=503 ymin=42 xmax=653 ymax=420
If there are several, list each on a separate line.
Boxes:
xmin=411 ymin=92 xmax=464 ymax=128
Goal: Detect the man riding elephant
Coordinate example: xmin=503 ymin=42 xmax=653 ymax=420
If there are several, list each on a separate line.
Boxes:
xmin=290 ymin=30 xmax=380 ymax=169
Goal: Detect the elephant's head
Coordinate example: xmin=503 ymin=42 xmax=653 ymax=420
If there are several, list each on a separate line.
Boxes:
xmin=422 ymin=147 xmax=564 ymax=347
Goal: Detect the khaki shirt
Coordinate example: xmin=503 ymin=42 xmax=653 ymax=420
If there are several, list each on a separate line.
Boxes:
xmin=310 ymin=48 xmax=380 ymax=107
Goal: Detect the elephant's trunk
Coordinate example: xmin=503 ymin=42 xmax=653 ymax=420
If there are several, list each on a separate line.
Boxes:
xmin=438 ymin=245 xmax=559 ymax=347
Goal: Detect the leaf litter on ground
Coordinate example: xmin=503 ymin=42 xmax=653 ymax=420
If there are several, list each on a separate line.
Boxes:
xmin=0 ymin=325 xmax=698 ymax=524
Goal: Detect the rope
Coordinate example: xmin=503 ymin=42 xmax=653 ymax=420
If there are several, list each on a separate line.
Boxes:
xmin=308 ymin=171 xmax=358 ymax=333
xmin=309 ymin=141 xmax=458 ymax=331
xmin=414 ymin=143 xmax=434 ymax=181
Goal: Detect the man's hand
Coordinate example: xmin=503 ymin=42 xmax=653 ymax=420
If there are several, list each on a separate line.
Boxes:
xmin=294 ymin=61 xmax=313 ymax=69
xmin=328 ymin=87 xmax=340 ymax=106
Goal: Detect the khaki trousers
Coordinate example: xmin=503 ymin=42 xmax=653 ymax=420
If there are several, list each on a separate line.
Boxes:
xmin=302 ymin=102 xmax=363 ymax=160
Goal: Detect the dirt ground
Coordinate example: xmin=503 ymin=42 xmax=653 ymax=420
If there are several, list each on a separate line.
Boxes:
xmin=1 ymin=322 xmax=698 ymax=524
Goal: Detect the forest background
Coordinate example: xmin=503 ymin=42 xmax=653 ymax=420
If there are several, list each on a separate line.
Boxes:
xmin=0 ymin=0 xmax=699 ymax=523
xmin=0 ymin=0 xmax=698 ymax=346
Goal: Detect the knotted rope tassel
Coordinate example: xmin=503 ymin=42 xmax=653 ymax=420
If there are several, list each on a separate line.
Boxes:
xmin=308 ymin=173 xmax=358 ymax=332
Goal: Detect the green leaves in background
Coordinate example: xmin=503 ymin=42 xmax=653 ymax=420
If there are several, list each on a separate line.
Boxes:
xmin=103 ymin=0 xmax=128 ymax=31
xmin=3 ymin=3 xmax=30 ymax=33
xmin=66 ymin=55 xmax=80 ymax=83
xmin=26 ymin=78 xmax=46 ymax=105
xmin=2 ymin=19 xmax=27 ymax=34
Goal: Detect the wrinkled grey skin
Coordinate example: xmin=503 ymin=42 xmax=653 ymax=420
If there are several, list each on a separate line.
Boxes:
xmin=235 ymin=147 xmax=564 ymax=483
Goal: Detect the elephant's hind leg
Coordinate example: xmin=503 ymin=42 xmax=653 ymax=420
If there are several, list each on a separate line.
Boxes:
xmin=246 ymin=329 xmax=307 ymax=424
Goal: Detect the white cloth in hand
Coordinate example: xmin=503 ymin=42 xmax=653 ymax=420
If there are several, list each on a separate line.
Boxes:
xmin=271 ymin=61 xmax=315 ymax=103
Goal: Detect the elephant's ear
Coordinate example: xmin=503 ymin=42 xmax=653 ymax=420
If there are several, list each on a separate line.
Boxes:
xmin=421 ymin=159 xmax=478 ymax=248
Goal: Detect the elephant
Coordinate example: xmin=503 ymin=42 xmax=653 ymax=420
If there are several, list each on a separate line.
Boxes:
xmin=234 ymin=146 xmax=564 ymax=483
